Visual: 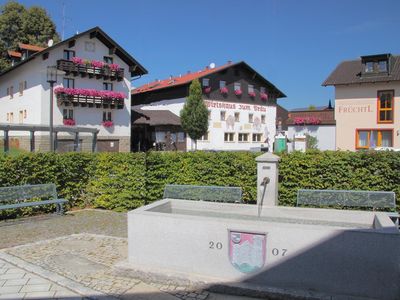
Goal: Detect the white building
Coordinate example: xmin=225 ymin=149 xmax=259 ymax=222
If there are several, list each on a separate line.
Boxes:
xmin=0 ymin=27 xmax=147 ymax=152
xmin=286 ymin=103 xmax=336 ymax=151
xmin=131 ymin=61 xmax=286 ymax=151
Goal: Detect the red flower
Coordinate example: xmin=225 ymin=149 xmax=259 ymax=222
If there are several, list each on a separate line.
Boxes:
xmin=260 ymin=93 xmax=268 ymax=101
xmin=102 ymin=120 xmax=114 ymax=127
xmin=63 ymin=119 xmax=76 ymax=126
xmin=234 ymin=89 xmax=242 ymax=96
xmin=220 ymin=87 xmax=228 ymax=94
xmin=248 ymin=91 xmax=256 ymax=98
xmin=203 ymin=87 xmax=211 ymax=94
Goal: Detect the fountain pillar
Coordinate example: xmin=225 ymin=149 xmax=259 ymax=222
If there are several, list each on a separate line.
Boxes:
xmin=256 ymin=152 xmax=280 ymax=206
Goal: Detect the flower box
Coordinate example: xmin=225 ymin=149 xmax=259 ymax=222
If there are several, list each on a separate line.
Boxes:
xmin=293 ymin=117 xmax=321 ymax=125
xmin=234 ymin=89 xmax=242 ymax=96
xmin=102 ymin=120 xmax=114 ymax=128
xmin=220 ymin=87 xmax=228 ymax=95
xmin=63 ymin=118 xmax=76 ymax=126
xmin=248 ymin=91 xmax=256 ymax=98
xmin=54 ymin=87 xmax=126 ymax=100
xmin=203 ymin=87 xmax=211 ymax=94
xmin=260 ymin=93 xmax=268 ymax=101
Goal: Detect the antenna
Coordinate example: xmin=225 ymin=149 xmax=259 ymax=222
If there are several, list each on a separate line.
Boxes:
xmin=209 ymin=62 xmax=216 ymax=69
xmin=47 ymin=39 xmax=54 ymax=47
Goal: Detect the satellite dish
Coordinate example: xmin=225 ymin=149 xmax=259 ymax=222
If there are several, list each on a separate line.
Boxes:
xmin=47 ymin=39 xmax=54 ymax=47
xmin=209 ymin=62 xmax=216 ymax=69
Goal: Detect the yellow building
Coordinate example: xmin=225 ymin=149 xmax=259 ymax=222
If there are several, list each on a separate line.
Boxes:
xmin=323 ymin=53 xmax=400 ymax=151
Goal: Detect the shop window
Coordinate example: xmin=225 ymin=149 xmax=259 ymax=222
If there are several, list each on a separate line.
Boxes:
xmin=377 ymin=90 xmax=394 ymax=123
xmin=356 ymin=129 xmax=393 ymax=149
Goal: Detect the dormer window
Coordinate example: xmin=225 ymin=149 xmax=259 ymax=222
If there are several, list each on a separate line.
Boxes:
xmin=361 ymin=53 xmax=391 ymax=75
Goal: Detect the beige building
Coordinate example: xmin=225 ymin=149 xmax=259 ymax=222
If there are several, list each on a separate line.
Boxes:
xmin=323 ymin=53 xmax=400 ymax=151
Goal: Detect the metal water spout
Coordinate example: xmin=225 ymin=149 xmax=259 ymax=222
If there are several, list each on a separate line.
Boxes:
xmin=256 ymin=152 xmax=280 ymax=214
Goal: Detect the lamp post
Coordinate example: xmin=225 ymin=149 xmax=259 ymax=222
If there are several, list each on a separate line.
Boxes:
xmin=46 ymin=66 xmax=57 ymax=152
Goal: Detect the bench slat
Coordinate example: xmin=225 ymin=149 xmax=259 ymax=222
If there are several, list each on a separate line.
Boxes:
xmin=0 ymin=199 xmax=67 ymax=210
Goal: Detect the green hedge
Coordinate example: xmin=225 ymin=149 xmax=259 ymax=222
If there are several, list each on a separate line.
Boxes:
xmin=0 ymin=150 xmax=399 ymax=219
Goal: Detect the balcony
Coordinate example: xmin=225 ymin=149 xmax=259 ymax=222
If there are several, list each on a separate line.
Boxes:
xmin=56 ymin=93 xmax=124 ymax=109
xmin=57 ymin=59 xmax=124 ymax=81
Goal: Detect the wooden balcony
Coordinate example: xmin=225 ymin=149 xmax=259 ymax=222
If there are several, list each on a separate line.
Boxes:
xmin=57 ymin=59 xmax=124 ymax=81
xmin=57 ymin=93 xmax=124 ymax=109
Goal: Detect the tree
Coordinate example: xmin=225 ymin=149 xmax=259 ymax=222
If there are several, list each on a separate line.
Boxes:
xmin=180 ymin=79 xmax=209 ymax=150
xmin=305 ymin=134 xmax=318 ymax=150
xmin=0 ymin=1 xmax=60 ymax=72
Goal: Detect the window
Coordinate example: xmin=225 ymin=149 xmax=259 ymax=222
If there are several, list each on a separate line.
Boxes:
xmin=234 ymin=82 xmax=241 ymax=91
xmin=19 ymin=110 xmax=23 ymax=123
xmin=8 ymin=86 xmax=13 ymax=99
xmin=238 ymin=133 xmax=249 ymax=142
xmin=63 ymin=78 xmax=75 ymax=88
xmin=261 ymin=115 xmax=266 ymax=124
xmin=252 ymin=133 xmax=262 ymax=142
xmin=103 ymin=56 xmax=113 ymax=64
xmin=365 ymin=62 xmax=374 ymax=73
xmin=103 ymin=111 xmax=112 ymax=121
xmin=202 ymin=78 xmax=210 ymax=87
xmin=24 ymin=110 xmax=27 ymax=119
xmin=248 ymin=84 xmax=254 ymax=93
xmin=220 ymin=111 xmax=226 ymax=121
xmin=103 ymin=82 xmax=113 ymax=91
xmin=63 ymin=50 xmax=75 ymax=60
xmin=378 ymin=60 xmax=388 ymax=72
xmin=219 ymin=81 xmax=226 ymax=88
xmin=177 ymin=132 xmax=185 ymax=142
xmin=63 ymin=109 xmax=73 ymax=120
xmin=248 ymin=113 xmax=253 ymax=123
xmin=200 ymin=132 xmax=209 ymax=141
xmin=356 ymin=129 xmax=393 ymax=149
xmin=19 ymin=81 xmax=26 ymax=95
xmin=224 ymin=132 xmax=235 ymax=142
xmin=377 ymin=90 xmax=394 ymax=123
xmin=234 ymin=112 xmax=240 ymax=122
xmin=208 ymin=110 xmax=211 ymax=120
xmin=9 ymin=112 xmax=13 ymax=123
xmin=6 ymin=113 xmax=9 ymax=122
xmin=260 ymin=87 xmax=266 ymax=94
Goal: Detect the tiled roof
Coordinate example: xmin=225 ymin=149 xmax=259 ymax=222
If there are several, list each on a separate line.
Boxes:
xmin=132 ymin=61 xmax=286 ymax=98
xmin=132 ymin=107 xmax=181 ymax=126
xmin=7 ymin=50 xmax=21 ymax=58
xmin=18 ymin=43 xmax=45 ymax=52
xmin=322 ymin=55 xmax=400 ymax=86
xmin=132 ymin=63 xmax=233 ymax=94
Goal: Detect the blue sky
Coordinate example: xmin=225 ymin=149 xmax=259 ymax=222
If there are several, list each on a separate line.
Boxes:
xmin=6 ymin=0 xmax=400 ymax=109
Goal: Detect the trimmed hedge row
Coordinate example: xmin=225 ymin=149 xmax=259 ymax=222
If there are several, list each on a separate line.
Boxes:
xmin=0 ymin=150 xmax=399 ymax=218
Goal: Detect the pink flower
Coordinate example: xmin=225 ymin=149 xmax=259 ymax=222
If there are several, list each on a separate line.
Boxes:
xmin=54 ymin=87 xmax=65 ymax=95
xmin=220 ymin=87 xmax=228 ymax=94
xmin=63 ymin=119 xmax=75 ymax=126
xmin=260 ymin=93 xmax=268 ymax=100
xmin=91 ymin=60 xmax=105 ymax=68
xmin=234 ymin=89 xmax=242 ymax=96
xmin=53 ymin=87 xmax=126 ymax=100
xmin=102 ymin=120 xmax=114 ymax=127
xmin=293 ymin=117 xmax=321 ymax=125
xmin=109 ymin=63 xmax=120 ymax=71
xmin=71 ymin=57 xmax=84 ymax=65
xmin=248 ymin=91 xmax=256 ymax=98
xmin=203 ymin=87 xmax=211 ymax=94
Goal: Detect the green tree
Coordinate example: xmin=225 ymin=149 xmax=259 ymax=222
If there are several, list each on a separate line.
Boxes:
xmin=0 ymin=1 xmax=60 ymax=72
xmin=305 ymin=134 xmax=318 ymax=150
xmin=180 ymin=79 xmax=209 ymax=150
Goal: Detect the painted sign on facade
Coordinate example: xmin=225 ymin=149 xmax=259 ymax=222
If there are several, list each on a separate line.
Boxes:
xmin=229 ymin=230 xmax=266 ymax=274
xmin=205 ymin=100 xmax=267 ymax=112
xmin=337 ymin=104 xmax=373 ymax=114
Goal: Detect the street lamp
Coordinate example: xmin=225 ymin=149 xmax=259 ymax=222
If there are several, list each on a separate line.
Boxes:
xmin=46 ymin=66 xmax=58 ymax=152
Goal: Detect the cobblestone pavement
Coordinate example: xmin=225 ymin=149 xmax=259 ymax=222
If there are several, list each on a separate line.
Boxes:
xmin=0 ymin=258 xmax=83 ymax=299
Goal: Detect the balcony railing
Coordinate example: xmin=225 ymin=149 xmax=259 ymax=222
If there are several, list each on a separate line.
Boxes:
xmin=57 ymin=59 xmax=124 ymax=81
xmin=56 ymin=93 xmax=124 ymax=109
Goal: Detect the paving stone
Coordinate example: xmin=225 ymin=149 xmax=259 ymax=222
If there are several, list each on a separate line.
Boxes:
xmin=28 ymin=277 xmax=52 ymax=285
xmin=0 ymin=284 xmax=23 ymax=294
xmin=0 ymin=272 xmax=25 ymax=280
xmin=0 ymin=292 xmax=25 ymax=300
xmin=0 ymin=268 xmax=7 ymax=275
xmin=0 ymin=280 xmax=4 ymax=287
xmin=20 ymin=283 xmax=51 ymax=293
xmin=5 ymin=268 xmax=26 ymax=274
xmin=3 ymin=278 xmax=29 ymax=286
xmin=23 ymin=290 xmax=55 ymax=299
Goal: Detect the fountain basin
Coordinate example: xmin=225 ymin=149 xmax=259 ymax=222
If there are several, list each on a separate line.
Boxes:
xmin=127 ymin=199 xmax=399 ymax=299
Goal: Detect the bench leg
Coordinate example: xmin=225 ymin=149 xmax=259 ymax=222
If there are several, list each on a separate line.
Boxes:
xmin=56 ymin=203 xmax=64 ymax=215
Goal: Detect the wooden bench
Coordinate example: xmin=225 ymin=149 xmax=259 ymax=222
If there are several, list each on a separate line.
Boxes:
xmin=163 ymin=184 xmax=242 ymax=203
xmin=296 ymin=189 xmax=399 ymax=227
xmin=0 ymin=184 xmax=68 ymax=215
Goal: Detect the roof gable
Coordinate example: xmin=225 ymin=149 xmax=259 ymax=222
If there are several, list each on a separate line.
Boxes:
xmin=0 ymin=26 xmax=147 ymax=78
